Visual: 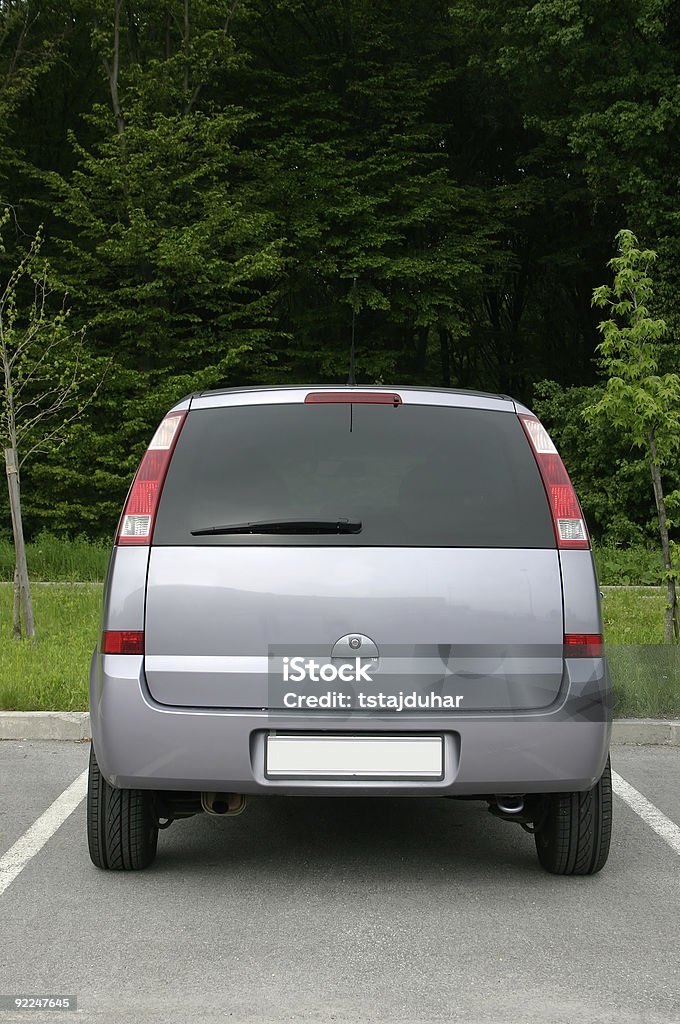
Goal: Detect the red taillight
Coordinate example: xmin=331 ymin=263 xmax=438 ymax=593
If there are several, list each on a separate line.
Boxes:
xmin=564 ymin=633 xmax=603 ymax=657
xmin=305 ymin=391 xmax=402 ymax=405
xmin=101 ymin=630 xmax=145 ymax=655
xmin=116 ymin=412 xmax=186 ymax=546
xmin=519 ymin=414 xmax=589 ymax=550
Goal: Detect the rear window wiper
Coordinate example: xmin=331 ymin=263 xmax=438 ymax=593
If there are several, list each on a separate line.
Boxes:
xmin=191 ymin=518 xmax=363 ymax=536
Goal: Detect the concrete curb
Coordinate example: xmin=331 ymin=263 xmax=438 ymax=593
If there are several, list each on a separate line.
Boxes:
xmin=0 ymin=711 xmax=91 ymax=741
xmin=612 ymin=718 xmax=680 ymax=747
xmin=1 ymin=712 xmax=680 ymax=746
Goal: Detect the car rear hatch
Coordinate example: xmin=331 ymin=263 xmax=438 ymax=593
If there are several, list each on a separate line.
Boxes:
xmin=142 ymin=391 xmax=567 ymax=711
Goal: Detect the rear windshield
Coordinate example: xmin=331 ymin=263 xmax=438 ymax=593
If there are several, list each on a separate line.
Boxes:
xmin=153 ymin=404 xmax=555 ymax=548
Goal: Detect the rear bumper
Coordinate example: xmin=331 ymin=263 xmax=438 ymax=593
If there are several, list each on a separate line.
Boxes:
xmin=90 ymin=653 xmax=612 ymax=796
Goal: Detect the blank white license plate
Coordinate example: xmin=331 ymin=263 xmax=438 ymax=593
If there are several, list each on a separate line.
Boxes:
xmin=265 ymin=734 xmax=444 ymax=779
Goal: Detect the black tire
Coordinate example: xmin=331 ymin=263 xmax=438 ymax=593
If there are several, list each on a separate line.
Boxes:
xmin=87 ymin=745 xmax=159 ymax=870
xmin=535 ymin=755 xmax=612 ymax=876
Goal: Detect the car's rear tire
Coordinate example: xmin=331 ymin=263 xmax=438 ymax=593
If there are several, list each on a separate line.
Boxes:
xmin=87 ymin=745 xmax=158 ymax=870
xmin=534 ymin=755 xmax=612 ymax=875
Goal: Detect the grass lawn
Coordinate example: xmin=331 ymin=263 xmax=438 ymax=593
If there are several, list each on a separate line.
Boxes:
xmin=601 ymin=588 xmax=680 ymax=718
xmin=0 ymin=584 xmax=678 ymax=717
xmin=0 ymin=534 xmax=110 ymax=582
xmin=0 ymin=584 xmax=101 ymax=711
xmin=600 ymin=587 xmax=666 ymax=644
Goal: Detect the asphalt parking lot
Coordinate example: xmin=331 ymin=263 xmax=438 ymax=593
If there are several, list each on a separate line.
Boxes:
xmin=0 ymin=741 xmax=679 ymax=1024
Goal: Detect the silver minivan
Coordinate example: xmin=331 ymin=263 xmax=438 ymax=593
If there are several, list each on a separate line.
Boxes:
xmin=88 ymin=385 xmax=612 ymax=874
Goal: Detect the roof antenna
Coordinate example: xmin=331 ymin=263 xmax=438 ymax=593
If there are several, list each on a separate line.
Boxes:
xmin=347 ymin=276 xmax=357 ymax=385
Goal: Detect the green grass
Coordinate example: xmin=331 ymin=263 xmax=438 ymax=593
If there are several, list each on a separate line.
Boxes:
xmin=0 ymin=582 xmax=678 ymax=716
xmin=601 ymin=588 xmax=680 ymax=718
xmin=600 ymin=588 xmax=666 ymax=644
xmin=0 ymin=533 xmax=110 ymax=582
xmin=0 ymin=584 xmax=101 ymax=711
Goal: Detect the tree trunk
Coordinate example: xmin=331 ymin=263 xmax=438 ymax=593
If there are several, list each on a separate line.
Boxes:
xmin=439 ymin=327 xmax=451 ymax=388
xmin=4 ymin=447 xmax=35 ymax=641
xmin=109 ymin=0 xmax=125 ymax=139
xmin=183 ymin=0 xmax=190 ymax=98
xmin=647 ymin=431 xmax=679 ymax=644
xmin=100 ymin=0 xmax=127 ymax=167
xmin=414 ymin=326 xmax=428 ymax=378
xmin=12 ymin=565 xmax=21 ymax=639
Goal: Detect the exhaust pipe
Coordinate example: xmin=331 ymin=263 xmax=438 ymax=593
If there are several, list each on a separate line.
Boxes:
xmin=201 ymin=792 xmax=247 ymax=816
xmin=495 ymin=795 xmax=524 ymax=816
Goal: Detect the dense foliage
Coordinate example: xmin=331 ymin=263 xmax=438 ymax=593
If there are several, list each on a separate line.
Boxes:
xmin=0 ymin=0 xmax=678 ymax=541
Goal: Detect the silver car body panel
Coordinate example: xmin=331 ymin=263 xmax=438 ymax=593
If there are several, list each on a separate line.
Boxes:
xmin=560 ymin=549 xmax=603 ymax=634
xmin=101 ymin=546 xmax=149 ymax=631
xmin=143 ymin=546 xmax=565 ymax=710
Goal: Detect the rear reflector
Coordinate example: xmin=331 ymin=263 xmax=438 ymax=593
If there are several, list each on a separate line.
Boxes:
xmin=564 ymin=633 xmax=603 ymax=657
xmin=117 ymin=412 xmax=186 ymax=546
xmin=519 ymin=415 xmax=589 ymax=549
xmin=305 ymin=392 xmax=402 ymax=405
xmin=101 ymin=630 xmax=144 ymax=655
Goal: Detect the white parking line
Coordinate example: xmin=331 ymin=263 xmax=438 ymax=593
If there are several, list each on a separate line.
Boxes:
xmin=612 ymin=770 xmax=680 ymax=856
xmin=0 ymin=770 xmax=88 ymax=897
